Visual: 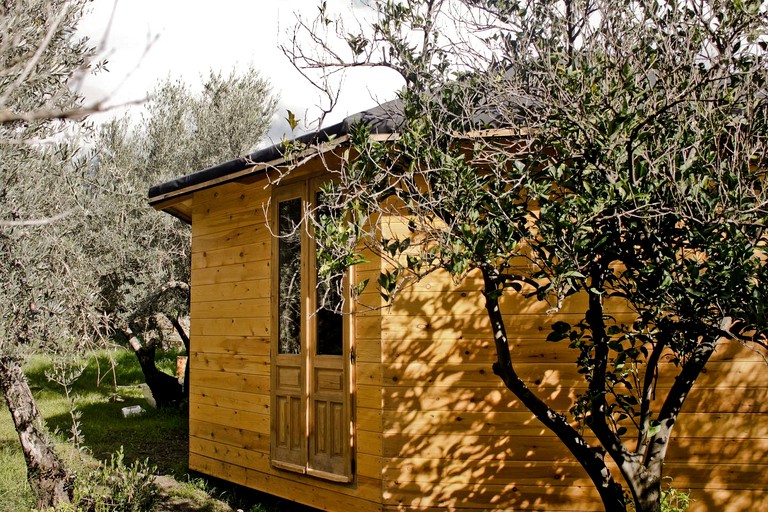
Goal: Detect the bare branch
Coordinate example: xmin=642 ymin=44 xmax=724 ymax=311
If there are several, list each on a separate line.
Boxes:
xmin=0 ymin=209 xmax=77 ymax=227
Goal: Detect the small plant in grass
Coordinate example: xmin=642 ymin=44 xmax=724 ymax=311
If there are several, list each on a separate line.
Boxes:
xmin=248 ymin=505 xmax=275 ymax=512
xmin=67 ymin=447 xmax=158 ymax=512
xmin=166 ymin=475 xmax=215 ymax=501
xmin=628 ymin=480 xmax=693 ymax=512
xmin=45 ymin=358 xmax=88 ymax=449
xmin=660 ymin=486 xmax=693 ymax=512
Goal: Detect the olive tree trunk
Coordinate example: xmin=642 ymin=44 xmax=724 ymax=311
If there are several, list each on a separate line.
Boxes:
xmin=126 ymin=334 xmax=183 ymax=407
xmin=480 ymin=268 xmax=628 ymax=510
xmin=0 ymin=355 xmax=71 ymax=509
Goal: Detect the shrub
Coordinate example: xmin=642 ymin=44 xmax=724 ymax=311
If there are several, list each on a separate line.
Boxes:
xmin=70 ymin=447 xmax=158 ymax=512
xmin=627 ymin=482 xmax=693 ymax=512
xmin=661 ymin=486 xmax=693 ymax=512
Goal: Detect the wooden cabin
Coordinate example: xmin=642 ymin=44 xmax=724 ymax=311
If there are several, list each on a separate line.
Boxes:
xmin=148 ymin=107 xmax=768 ymax=512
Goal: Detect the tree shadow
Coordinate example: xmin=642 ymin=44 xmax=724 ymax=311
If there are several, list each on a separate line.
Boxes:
xmin=45 ymin=399 xmax=188 ymax=475
xmin=366 ymin=269 xmax=768 ymax=511
xmin=21 ymin=350 xmax=189 ymax=475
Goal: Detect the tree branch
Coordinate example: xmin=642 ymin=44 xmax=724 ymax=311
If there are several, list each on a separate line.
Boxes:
xmin=0 ymin=209 xmax=76 ymax=227
xmin=167 ymin=315 xmax=189 ymax=352
xmin=480 ymin=266 xmax=626 ymax=510
xmin=646 ymin=330 xmax=720 ymax=469
xmin=636 ymin=331 xmax=667 ymax=458
xmin=584 ymin=263 xmax=635 ymax=471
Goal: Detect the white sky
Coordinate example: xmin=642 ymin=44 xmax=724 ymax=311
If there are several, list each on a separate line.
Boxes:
xmin=77 ymin=0 xmax=401 ymax=144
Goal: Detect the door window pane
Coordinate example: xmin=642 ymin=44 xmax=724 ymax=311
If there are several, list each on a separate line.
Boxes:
xmin=278 ymin=198 xmax=302 ymax=355
xmin=314 ymin=191 xmax=343 ymax=356
xmin=316 ymin=274 xmax=343 ymax=355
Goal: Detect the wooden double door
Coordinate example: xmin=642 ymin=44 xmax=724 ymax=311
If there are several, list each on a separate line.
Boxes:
xmin=270 ymin=179 xmax=353 ymax=482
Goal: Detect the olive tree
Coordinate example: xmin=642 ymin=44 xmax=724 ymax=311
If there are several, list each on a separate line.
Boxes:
xmin=89 ymin=68 xmax=277 ymax=406
xmin=287 ymin=1 xmax=768 ymax=511
xmin=0 ymin=0 xmax=104 ymax=507
xmin=0 ymin=149 xmax=101 ymax=507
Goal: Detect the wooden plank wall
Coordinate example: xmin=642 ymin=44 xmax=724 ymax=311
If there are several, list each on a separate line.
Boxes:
xmin=375 ymin=221 xmax=768 ymax=511
xmin=184 ymin=172 xmax=765 ymax=512
xmin=188 ymin=172 xmax=384 ymax=512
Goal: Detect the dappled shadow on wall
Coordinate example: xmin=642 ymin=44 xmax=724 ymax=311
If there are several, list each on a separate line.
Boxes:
xmin=661 ymin=341 xmax=768 ymax=512
xmin=368 ymin=271 xmax=768 ymax=511
xmin=368 ymin=276 xmax=602 ymax=512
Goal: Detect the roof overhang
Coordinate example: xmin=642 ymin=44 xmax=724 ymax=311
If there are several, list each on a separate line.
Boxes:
xmin=148 ymin=92 xmax=528 ymax=224
xmin=148 ymin=133 xmax=379 ymax=223
xmin=149 ymin=134 xmax=350 ymax=209
xmin=148 ymin=97 xmax=413 ymax=224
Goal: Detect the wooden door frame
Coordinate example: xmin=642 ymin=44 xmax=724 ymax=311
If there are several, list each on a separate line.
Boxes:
xmin=269 ymin=177 xmax=356 ymax=482
xmin=270 ymin=182 xmax=308 ymax=473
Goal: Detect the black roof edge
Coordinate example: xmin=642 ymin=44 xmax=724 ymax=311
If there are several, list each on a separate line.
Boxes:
xmin=148 ymin=99 xmax=404 ymax=202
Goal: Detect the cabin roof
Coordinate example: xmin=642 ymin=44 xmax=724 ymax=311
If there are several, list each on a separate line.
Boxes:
xmin=146 ymin=84 xmax=538 ymax=225
xmin=146 ymin=86 xmax=529 ymax=206
xmin=147 ymin=99 xmax=406 ymax=205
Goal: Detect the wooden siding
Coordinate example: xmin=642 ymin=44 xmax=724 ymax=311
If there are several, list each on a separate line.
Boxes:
xmin=188 ymin=171 xmax=384 ymax=512
xmin=185 ymin=170 xmax=766 ymax=511
xmin=366 ymin=216 xmax=768 ymax=511
xmin=376 ymin=264 xmax=768 ymax=511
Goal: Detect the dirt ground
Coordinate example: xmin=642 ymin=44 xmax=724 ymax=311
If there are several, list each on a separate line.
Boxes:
xmin=154 ymin=475 xmax=235 ymax=512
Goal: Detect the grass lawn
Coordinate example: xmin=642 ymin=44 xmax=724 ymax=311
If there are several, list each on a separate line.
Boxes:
xmin=0 ymin=349 xmax=316 ymax=512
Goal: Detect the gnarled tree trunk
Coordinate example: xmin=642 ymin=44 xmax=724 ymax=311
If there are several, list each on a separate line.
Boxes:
xmin=168 ymin=315 xmax=190 ymax=399
xmin=0 ymin=355 xmax=72 ymax=509
xmin=127 ymin=335 xmax=183 ymax=407
xmin=480 ymin=268 xmax=628 ymax=511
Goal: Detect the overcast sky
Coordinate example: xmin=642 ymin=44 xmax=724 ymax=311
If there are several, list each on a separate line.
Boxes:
xmin=77 ymin=0 xmax=400 ymax=144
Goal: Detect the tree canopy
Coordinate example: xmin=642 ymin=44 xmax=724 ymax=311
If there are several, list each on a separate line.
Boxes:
xmin=0 ymin=0 xmax=278 ymax=502
xmin=0 ymin=0 xmax=103 ymax=507
xmin=89 ymin=67 xmax=278 ymax=405
xmin=288 ymin=1 xmax=768 ymax=510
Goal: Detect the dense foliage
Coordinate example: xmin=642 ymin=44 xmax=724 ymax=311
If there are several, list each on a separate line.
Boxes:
xmin=288 ymin=1 xmax=768 ymax=510
xmin=89 ymin=67 xmax=278 ymax=405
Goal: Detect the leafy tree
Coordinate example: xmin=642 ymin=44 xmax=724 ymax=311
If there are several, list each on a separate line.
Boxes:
xmin=0 ymin=149 xmax=101 ymax=509
xmin=288 ymin=1 xmax=768 ymax=511
xmin=0 ymin=0 xmax=103 ymax=507
xmin=89 ymin=68 xmax=277 ymax=406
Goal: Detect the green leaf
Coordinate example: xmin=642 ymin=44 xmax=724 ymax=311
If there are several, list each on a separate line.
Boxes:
xmin=353 ymin=278 xmax=369 ymax=297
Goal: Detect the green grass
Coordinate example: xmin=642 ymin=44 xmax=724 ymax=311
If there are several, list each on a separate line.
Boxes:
xmin=24 ymin=350 xmax=189 ymax=476
xmin=0 ymin=349 xmax=187 ymax=512
xmin=0 ymin=438 xmax=33 ymax=511
xmin=166 ymin=473 xmax=313 ymax=512
xmin=0 ymin=348 xmax=318 ymax=512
